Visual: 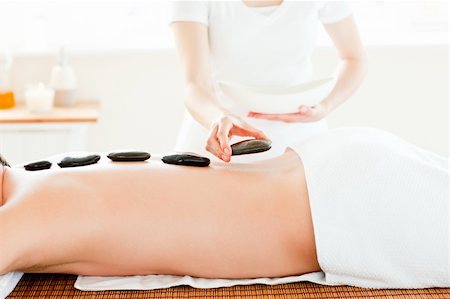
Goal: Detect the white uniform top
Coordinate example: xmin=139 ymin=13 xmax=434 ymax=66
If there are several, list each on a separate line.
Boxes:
xmin=171 ymin=1 xmax=352 ymax=162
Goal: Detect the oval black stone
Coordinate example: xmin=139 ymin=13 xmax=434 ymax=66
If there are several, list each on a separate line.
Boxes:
xmin=57 ymin=155 xmax=101 ymax=168
xmin=231 ymin=139 xmax=272 ymax=156
xmin=107 ymin=151 xmax=151 ymax=162
xmin=24 ymin=160 xmax=52 ymax=171
xmin=162 ymin=152 xmax=210 ymax=167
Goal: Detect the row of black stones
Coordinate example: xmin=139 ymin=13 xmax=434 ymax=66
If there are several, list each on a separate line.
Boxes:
xmin=23 ymin=139 xmax=272 ymax=171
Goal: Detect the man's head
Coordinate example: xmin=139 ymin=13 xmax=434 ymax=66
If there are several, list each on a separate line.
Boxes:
xmin=0 ymin=154 xmax=10 ymax=167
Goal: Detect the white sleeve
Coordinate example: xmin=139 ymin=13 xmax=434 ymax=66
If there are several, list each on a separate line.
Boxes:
xmin=318 ymin=1 xmax=352 ymax=24
xmin=171 ymin=1 xmax=209 ymax=26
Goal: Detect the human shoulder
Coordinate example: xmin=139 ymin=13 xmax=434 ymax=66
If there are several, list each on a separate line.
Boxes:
xmin=171 ymin=1 xmax=210 ymax=26
xmin=316 ymin=1 xmax=352 ymax=24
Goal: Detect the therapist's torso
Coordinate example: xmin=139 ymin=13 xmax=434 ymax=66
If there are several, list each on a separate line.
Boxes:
xmin=172 ymin=1 xmax=352 ymax=162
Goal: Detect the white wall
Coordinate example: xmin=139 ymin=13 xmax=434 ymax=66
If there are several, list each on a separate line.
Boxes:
xmin=314 ymin=45 xmax=449 ymax=156
xmin=10 ymin=45 xmax=449 ymax=157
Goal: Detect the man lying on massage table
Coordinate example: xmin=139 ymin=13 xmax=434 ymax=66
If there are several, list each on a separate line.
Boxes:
xmin=0 ymin=127 xmax=448 ymax=289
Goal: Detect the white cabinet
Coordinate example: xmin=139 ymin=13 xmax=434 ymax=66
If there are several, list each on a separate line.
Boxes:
xmin=0 ymin=102 xmax=99 ymax=165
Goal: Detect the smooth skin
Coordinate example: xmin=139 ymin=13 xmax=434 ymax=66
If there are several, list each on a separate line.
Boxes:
xmin=172 ymin=0 xmax=368 ymax=163
xmin=0 ymin=150 xmax=320 ymax=279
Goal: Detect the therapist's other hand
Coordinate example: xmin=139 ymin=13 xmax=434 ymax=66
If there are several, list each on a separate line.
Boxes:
xmin=248 ymin=103 xmax=329 ymax=123
xmin=207 ymin=115 xmax=269 ymax=163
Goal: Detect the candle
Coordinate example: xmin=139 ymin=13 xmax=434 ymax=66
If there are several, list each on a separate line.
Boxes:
xmin=25 ymin=83 xmax=55 ymax=113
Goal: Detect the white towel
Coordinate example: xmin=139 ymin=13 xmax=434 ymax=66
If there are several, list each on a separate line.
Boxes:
xmin=76 ymin=127 xmax=449 ymax=291
xmin=288 ymin=127 xmax=449 ymax=288
xmin=75 ymin=272 xmax=328 ymax=291
xmin=0 ymin=272 xmax=23 ymax=299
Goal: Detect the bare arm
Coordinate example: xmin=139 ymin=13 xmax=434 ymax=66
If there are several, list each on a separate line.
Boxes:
xmin=320 ymin=15 xmax=368 ymax=113
xmin=249 ymin=16 xmax=368 ymax=122
xmin=171 ymin=22 xmax=225 ymax=129
xmin=172 ymin=22 xmax=268 ymax=162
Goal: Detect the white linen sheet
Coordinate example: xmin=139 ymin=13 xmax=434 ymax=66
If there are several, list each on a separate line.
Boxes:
xmin=75 ymin=127 xmax=449 ymax=290
xmin=0 ymin=272 xmax=23 ymax=299
xmin=75 ymin=272 xmax=328 ymax=291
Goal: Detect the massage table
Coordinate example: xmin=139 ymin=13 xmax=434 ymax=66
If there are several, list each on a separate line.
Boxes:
xmin=8 ymin=274 xmax=450 ymax=298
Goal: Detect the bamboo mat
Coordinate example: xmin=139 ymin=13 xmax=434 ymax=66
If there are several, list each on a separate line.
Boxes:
xmin=7 ymin=274 xmax=450 ymax=298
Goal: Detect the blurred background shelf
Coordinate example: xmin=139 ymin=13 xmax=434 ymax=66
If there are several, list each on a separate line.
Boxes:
xmin=0 ymin=101 xmax=100 ymax=165
xmin=0 ymin=101 xmax=99 ymax=123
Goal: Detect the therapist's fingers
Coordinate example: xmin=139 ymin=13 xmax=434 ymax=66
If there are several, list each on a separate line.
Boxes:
xmin=249 ymin=104 xmax=329 ymax=123
xmin=298 ymin=105 xmax=312 ymax=115
xmin=217 ymin=118 xmax=233 ymax=156
xmin=207 ymin=115 xmax=269 ymax=162
xmin=249 ymin=112 xmax=303 ymax=123
xmin=233 ymin=122 xmax=270 ymax=140
xmin=206 ymin=124 xmax=225 ymax=160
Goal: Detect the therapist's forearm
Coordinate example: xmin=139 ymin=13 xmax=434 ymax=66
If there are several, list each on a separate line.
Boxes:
xmin=183 ymin=82 xmax=229 ymax=129
xmin=322 ymin=57 xmax=368 ymax=113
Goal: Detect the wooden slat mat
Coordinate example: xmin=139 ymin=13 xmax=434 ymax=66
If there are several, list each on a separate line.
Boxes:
xmin=8 ymin=274 xmax=450 ymax=298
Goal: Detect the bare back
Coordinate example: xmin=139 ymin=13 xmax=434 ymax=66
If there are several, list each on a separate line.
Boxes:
xmin=1 ymin=150 xmax=319 ymax=279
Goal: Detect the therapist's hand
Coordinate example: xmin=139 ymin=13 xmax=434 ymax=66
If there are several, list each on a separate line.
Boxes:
xmin=206 ymin=114 xmax=269 ymax=163
xmin=248 ymin=103 xmax=330 ymax=123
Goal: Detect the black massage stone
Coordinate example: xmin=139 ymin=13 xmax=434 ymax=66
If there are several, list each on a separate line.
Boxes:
xmin=162 ymin=153 xmax=210 ymax=167
xmin=24 ymin=160 xmax=52 ymax=171
xmin=57 ymin=155 xmax=101 ymax=168
xmin=107 ymin=151 xmax=151 ymax=162
xmin=231 ymin=139 xmax=272 ymax=156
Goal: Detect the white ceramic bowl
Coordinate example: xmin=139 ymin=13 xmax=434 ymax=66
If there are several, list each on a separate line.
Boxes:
xmin=218 ymin=77 xmax=335 ymax=114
